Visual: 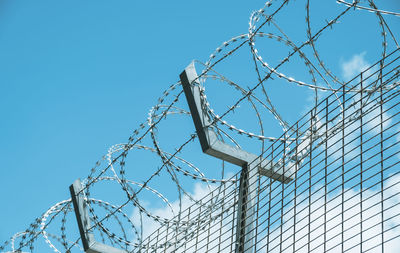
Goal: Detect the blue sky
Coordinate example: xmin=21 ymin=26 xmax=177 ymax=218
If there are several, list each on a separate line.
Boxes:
xmin=0 ymin=0 xmax=267 ymax=244
xmin=0 ymin=0 xmax=399 ymax=252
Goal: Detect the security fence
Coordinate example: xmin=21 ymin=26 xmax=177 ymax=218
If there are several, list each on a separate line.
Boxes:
xmin=138 ymin=48 xmax=400 ymax=253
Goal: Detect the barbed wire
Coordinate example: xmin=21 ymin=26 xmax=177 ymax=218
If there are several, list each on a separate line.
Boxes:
xmin=2 ymin=0 xmax=399 ymax=252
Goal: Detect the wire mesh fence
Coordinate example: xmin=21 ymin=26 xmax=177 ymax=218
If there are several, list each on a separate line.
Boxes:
xmin=138 ymin=48 xmax=400 ymax=253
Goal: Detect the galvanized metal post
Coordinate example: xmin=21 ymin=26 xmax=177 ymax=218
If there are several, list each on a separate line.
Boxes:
xmin=69 ymin=179 xmax=127 ymax=253
xmin=235 ymin=163 xmax=258 ymax=253
xmin=180 ymin=62 xmax=293 ymax=253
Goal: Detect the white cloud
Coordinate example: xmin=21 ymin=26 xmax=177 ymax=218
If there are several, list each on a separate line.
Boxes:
xmin=264 ymin=174 xmax=400 ymax=253
xmin=130 ymin=182 xmax=233 ymax=252
xmin=131 ymin=182 xmax=215 ymax=236
xmin=341 ymin=52 xmax=371 ymax=81
xmin=130 ymin=173 xmax=400 ymax=252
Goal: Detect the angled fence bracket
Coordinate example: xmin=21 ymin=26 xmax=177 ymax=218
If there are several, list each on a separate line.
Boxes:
xmin=180 ymin=62 xmax=293 ymax=253
xmin=180 ymin=62 xmax=293 ymax=182
xmin=69 ymin=179 xmax=127 ymax=253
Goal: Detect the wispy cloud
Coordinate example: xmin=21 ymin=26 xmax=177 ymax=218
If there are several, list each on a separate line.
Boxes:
xmin=341 ymin=52 xmax=371 ymax=81
xmin=265 ymin=175 xmax=400 ymax=253
xmin=130 ymin=182 xmax=219 ymax=246
xmin=131 ymin=174 xmax=400 ymax=252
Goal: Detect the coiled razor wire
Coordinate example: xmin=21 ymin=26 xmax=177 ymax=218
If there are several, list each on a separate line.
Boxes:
xmin=1 ymin=0 xmax=399 ymax=252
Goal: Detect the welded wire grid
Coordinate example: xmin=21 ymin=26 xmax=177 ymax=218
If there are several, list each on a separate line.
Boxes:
xmin=137 ymin=49 xmax=400 ymax=252
xmin=1 ymin=0 xmax=400 ymax=252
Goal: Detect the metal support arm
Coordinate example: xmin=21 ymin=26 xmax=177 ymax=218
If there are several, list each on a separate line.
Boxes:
xmin=180 ymin=62 xmax=293 ymax=253
xmin=180 ymin=62 xmax=293 ymax=183
xmin=69 ymin=179 xmax=127 ymax=253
